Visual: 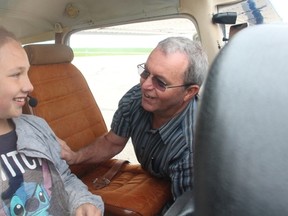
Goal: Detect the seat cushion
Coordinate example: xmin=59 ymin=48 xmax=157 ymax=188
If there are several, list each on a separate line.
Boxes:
xmin=81 ymin=159 xmax=172 ymax=216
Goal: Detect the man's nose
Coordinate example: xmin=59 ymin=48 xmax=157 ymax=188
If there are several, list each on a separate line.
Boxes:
xmin=141 ymin=75 xmax=154 ymax=89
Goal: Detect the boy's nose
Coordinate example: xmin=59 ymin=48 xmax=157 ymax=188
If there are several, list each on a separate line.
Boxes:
xmin=23 ymin=76 xmax=34 ymax=93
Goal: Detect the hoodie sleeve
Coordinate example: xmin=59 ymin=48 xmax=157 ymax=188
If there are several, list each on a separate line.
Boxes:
xmin=40 ymin=119 xmax=104 ymax=215
xmin=55 ymin=148 xmax=104 ymax=215
xmin=15 ymin=115 xmax=105 ymax=215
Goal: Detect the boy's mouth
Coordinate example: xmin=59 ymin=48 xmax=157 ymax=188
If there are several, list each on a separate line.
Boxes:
xmin=14 ymin=97 xmax=26 ymax=102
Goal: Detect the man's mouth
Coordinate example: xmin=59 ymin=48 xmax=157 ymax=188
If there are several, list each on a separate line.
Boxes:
xmin=144 ymin=93 xmax=154 ymax=99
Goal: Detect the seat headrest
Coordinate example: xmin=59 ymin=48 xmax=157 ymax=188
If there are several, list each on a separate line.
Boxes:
xmin=24 ymin=44 xmax=74 ymax=65
xmin=194 ymin=24 xmax=288 ymax=215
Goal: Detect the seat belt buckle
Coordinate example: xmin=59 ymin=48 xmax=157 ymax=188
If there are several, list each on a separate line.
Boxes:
xmin=93 ymin=177 xmax=111 ymax=190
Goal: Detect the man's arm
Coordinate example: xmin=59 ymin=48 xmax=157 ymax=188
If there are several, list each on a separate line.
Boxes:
xmin=60 ymin=130 xmax=129 ymax=165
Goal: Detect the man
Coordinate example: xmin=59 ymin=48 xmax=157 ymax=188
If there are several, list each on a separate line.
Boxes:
xmin=0 ymin=27 xmax=103 ymax=215
xmin=61 ymin=36 xmax=208 ymax=208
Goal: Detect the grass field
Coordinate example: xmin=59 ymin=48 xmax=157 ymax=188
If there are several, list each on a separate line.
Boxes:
xmin=73 ymin=48 xmax=153 ymax=57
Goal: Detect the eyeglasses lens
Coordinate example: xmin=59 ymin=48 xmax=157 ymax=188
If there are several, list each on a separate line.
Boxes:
xmin=138 ymin=64 xmax=166 ymax=91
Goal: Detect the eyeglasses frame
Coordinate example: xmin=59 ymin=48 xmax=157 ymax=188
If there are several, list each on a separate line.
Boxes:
xmin=137 ymin=63 xmax=194 ymax=91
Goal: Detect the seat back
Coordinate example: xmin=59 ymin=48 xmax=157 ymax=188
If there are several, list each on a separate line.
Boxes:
xmin=23 ymin=44 xmax=107 ymax=176
xmin=194 ymin=24 xmax=288 ymax=216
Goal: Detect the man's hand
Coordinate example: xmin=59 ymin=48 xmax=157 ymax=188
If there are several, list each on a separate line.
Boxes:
xmin=75 ymin=203 xmax=102 ymax=216
xmin=57 ymin=137 xmax=78 ymax=165
xmin=58 ymin=131 xmax=128 ymax=165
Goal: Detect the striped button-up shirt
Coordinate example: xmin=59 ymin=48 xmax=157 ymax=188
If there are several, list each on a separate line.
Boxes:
xmin=111 ymin=84 xmax=196 ymax=199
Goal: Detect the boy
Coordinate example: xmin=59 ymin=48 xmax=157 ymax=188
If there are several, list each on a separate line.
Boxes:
xmin=0 ymin=27 xmax=104 ymax=215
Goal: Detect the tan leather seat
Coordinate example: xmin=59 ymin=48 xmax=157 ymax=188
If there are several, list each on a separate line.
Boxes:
xmin=23 ymin=44 xmax=107 ymax=177
xmin=23 ymin=44 xmax=171 ymax=216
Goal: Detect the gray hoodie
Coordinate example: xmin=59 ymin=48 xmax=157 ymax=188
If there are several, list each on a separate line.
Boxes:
xmin=11 ymin=114 xmax=104 ymax=215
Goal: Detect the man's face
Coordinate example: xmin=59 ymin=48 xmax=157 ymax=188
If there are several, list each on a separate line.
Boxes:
xmin=140 ymin=48 xmax=191 ymax=117
xmin=0 ymin=39 xmax=32 ymax=119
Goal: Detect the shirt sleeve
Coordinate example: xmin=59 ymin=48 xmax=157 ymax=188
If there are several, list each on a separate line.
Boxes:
xmin=111 ymin=84 xmax=141 ymax=138
xmin=169 ymin=151 xmax=193 ymax=199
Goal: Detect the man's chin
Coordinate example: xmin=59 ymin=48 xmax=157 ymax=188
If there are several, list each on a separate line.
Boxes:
xmin=141 ymin=101 xmax=155 ymax=113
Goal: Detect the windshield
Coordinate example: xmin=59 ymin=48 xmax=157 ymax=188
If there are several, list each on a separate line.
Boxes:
xmin=217 ymin=0 xmax=286 ymax=42
xmin=218 ymin=0 xmax=286 ymax=25
xmin=270 ymin=0 xmax=288 ymax=23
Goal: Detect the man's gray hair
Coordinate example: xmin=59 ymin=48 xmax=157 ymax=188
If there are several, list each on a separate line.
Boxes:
xmin=157 ymin=37 xmax=208 ymax=87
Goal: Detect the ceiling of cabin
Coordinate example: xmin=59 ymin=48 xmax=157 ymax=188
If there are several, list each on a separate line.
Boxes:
xmin=0 ymin=0 xmax=180 ymax=42
xmin=0 ymin=0 xmax=282 ymax=43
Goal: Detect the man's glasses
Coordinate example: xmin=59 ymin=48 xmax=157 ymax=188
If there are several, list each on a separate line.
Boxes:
xmin=137 ymin=63 xmax=193 ymax=92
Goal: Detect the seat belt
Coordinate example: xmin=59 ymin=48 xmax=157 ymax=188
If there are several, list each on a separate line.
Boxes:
xmin=93 ymin=159 xmax=130 ymax=189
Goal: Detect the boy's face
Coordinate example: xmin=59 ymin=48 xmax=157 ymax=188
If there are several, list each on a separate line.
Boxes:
xmin=0 ymin=39 xmax=33 ymax=119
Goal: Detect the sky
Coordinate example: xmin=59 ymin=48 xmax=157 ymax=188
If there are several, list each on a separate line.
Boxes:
xmin=270 ymin=0 xmax=288 ymax=23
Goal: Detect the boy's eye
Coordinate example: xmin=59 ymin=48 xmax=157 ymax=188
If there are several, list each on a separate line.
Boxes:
xmin=11 ymin=72 xmax=21 ymax=77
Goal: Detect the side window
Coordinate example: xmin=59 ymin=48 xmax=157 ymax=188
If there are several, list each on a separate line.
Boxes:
xmin=69 ymin=18 xmax=197 ymax=162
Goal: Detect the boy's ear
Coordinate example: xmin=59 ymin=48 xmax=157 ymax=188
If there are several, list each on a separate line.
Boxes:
xmin=184 ymin=85 xmax=199 ymax=102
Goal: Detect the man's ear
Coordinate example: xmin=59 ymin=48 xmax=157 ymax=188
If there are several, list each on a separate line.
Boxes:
xmin=184 ymin=85 xmax=199 ymax=102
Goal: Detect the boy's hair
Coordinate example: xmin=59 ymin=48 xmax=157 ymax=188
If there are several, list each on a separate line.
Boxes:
xmin=0 ymin=26 xmax=18 ymax=48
